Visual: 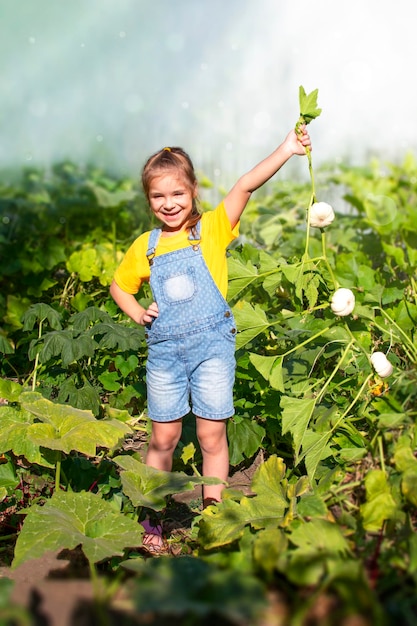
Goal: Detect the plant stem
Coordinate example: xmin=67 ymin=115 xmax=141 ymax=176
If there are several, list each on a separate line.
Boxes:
xmin=315 ymin=340 xmax=354 ymax=404
xmin=31 ymin=318 xmax=44 ymax=392
xmin=302 ymin=147 xmax=317 ymax=260
xmin=377 ymin=308 xmax=417 ymax=360
xmin=378 ymin=436 xmax=386 ymax=473
xmin=55 ymin=452 xmax=62 ymax=491
xmin=327 ymin=480 xmax=362 ymax=497
xmin=60 ymin=272 xmax=76 ymax=308
xmin=275 ymin=325 xmax=331 ymax=360
xmin=337 ymin=373 xmax=373 ymax=424
xmin=321 ymin=230 xmax=338 ymax=289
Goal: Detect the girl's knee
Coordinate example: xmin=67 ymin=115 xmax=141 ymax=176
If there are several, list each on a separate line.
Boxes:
xmin=197 ymin=424 xmax=227 ymax=454
xmin=149 ymin=422 xmax=182 ymax=454
xmin=149 ymin=433 xmax=180 ymax=454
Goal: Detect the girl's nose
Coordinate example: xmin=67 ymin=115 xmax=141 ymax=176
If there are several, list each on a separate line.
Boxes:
xmin=164 ymin=196 xmax=175 ymax=209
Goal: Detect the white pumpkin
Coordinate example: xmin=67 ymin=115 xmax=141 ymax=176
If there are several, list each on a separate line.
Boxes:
xmin=370 ymin=351 xmax=393 ymax=378
xmin=330 ymin=288 xmax=355 ymax=316
xmin=309 ymin=202 xmax=335 ymax=228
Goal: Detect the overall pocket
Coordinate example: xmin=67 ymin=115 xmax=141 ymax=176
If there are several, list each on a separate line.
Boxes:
xmin=158 ymin=267 xmax=197 ymax=305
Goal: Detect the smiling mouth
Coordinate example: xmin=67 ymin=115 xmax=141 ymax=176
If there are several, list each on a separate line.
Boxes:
xmin=161 ymin=209 xmax=181 ymax=218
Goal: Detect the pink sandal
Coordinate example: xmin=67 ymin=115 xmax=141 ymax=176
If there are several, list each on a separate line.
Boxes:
xmin=140 ymin=519 xmax=167 ymax=555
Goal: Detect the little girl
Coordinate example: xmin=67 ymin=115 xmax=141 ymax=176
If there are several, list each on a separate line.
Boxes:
xmin=110 ymin=126 xmax=311 ymax=549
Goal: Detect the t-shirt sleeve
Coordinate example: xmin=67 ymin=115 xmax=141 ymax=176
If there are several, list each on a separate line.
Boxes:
xmin=205 ymin=200 xmax=239 ymax=245
xmin=113 ymin=232 xmax=151 ymax=294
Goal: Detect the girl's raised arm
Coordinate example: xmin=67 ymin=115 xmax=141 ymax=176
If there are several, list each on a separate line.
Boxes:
xmin=223 ymin=127 xmax=311 ymax=228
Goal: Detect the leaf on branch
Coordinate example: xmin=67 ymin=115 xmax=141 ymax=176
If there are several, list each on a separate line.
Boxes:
xmin=69 ymin=306 xmax=113 ymax=331
xmin=227 ymin=418 xmax=265 ymax=466
xmin=38 ymin=329 xmax=98 ymax=367
xmin=0 ymin=334 xmax=14 ymax=355
xmin=0 ymin=378 xmax=23 ymax=402
xmin=0 ymin=404 xmax=55 ymax=467
xmin=22 ymin=303 xmax=62 ymax=332
xmin=113 ymin=455 xmax=222 ymax=511
xmin=89 ymin=323 xmax=144 ymax=351
xmin=21 ymin=392 xmax=131 ymax=455
xmin=232 ymin=301 xmax=270 ymax=350
xmin=298 ymin=86 xmax=322 ymax=124
xmin=251 ymin=455 xmax=288 ymax=507
xmin=249 ymin=353 xmax=284 ymax=392
xmin=227 ymin=257 xmax=261 ymax=300
xmin=299 ymin=429 xmax=334 ymax=479
xmin=12 ymin=490 xmax=144 ymax=569
xmin=281 ymin=396 xmax=316 ymax=462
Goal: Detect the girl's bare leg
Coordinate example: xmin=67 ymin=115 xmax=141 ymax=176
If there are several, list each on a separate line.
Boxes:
xmin=146 ymin=418 xmax=182 ymax=470
xmin=142 ymin=418 xmax=182 ymax=549
xmin=196 ymin=416 xmax=229 ymax=507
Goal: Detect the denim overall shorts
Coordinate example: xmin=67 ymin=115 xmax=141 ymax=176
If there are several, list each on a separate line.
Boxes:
xmin=144 ymin=219 xmax=236 ymax=422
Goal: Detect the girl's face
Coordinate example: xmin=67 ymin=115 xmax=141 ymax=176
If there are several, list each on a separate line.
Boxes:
xmin=148 ymin=171 xmax=197 ymax=235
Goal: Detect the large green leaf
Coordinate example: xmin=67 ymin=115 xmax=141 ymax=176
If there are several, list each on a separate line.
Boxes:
xmin=0 ymin=460 xmax=20 ymax=491
xmin=298 ymin=86 xmax=322 ymax=123
xmin=359 ymin=469 xmax=399 ymax=531
xmin=0 ymin=404 xmax=54 ymax=467
xmin=66 ymin=247 xmax=101 ymax=282
xmin=113 ymin=455 xmax=222 ymax=511
xmin=299 ymin=429 xmax=334 ymax=480
xmin=69 ymin=306 xmax=113 ymax=331
xmin=232 ymin=301 xmax=270 ymax=349
xmin=199 ymin=493 xmax=287 ymax=550
xmin=0 ymin=378 xmax=23 ymax=402
xmin=289 ymin=518 xmax=350 ymax=555
xmin=199 ymin=456 xmax=289 ymax=549
xmin=0 ymin=334 xmax=14 ymax=355
xmin=33 ymin=329 xmax=98 ymax=366
xmin=227 ymin=418 xmax=265 ymax=465
xmin=253 ymin=527 xmax=288 ymax=573
xmin=249 ymin=352 xmax=284 ymax=391
xmin=12 ymin=490 xmax=144 ymax=569
xmin=281 ymin=396 xmax=316 ymax=461
xmin=89 ymin=323 xmax=144 ymax=351
xmin=251 ymin=455 xmax=287 ymax=506
xmin=227 ymin=256 xmax=261 ymax=300
xmin=57 ymin=378 xmax=101 ymax=415
xmin=20 ymin=392 xmax=130 ymax=455
xmin=22 ymin=303 xmax=62 ymax=332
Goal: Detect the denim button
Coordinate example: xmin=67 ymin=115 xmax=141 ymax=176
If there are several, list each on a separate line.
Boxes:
xmin=231 ymin=328 xmax=236 ymax=334
xmin=224 ymin=311 xmax=231 ymax=318
xmin=145 ymin=333 xmax=149 ymax=339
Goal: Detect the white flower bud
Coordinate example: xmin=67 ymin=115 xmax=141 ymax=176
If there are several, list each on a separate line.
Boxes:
xmin=309 ymin=202 xmax=335 ymax=228
xmin=370 ymin=351 xmax=393 ymax=378
xmin=330 ymin=288 xmax=355 ymax=316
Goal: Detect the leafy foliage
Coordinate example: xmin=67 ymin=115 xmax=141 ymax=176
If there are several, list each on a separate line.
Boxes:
xmin=12 ymin=490 xmax=144 ymax=568
xmin=2 ymin=150 xmax=417 ymax=622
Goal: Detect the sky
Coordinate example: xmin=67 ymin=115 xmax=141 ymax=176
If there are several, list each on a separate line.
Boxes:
xmin=1 ymin=0 xmax=416 ymax=186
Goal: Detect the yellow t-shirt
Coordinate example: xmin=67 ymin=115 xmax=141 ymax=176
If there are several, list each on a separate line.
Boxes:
xmin=113 ymin=201 xmax=239 ymax=298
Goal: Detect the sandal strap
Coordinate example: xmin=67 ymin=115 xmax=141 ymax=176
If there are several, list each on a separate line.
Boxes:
xmin=141 ymin=519 xmax=163 ymax=536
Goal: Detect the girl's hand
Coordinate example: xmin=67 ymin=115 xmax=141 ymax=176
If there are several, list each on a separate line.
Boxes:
xmin=140 ymin=302 xmax=159 ymax=325
xmin=285 ymin=125 xmax=311 ymax=156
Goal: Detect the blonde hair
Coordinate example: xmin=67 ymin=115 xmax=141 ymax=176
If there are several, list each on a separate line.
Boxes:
xmin=141 ymin=147 xmax=201 ymax=232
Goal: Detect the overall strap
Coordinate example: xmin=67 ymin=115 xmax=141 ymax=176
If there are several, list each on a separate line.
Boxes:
xmin=188 ymin=218 xmax=202 ymax=250
xmin=146 ymin=218 xmax=203 ymax=267
xmin=146 ymin=228 xmax=162 ymax=266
